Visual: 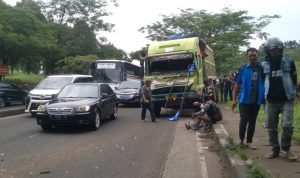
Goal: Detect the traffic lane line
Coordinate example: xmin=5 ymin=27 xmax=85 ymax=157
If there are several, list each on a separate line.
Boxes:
xmin=0 ymin=113 xmax=30 ymax=121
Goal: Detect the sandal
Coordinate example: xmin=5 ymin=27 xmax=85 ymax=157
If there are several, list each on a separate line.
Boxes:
xmin=285 ymin=150 xmax=298 ymax=161
xmin=265 ymin=152 xmax=279 ymax=159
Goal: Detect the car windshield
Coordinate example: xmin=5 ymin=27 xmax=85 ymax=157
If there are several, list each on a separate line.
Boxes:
xmin=118 ymin=81 xmax=141 ymax=89
xmin=36 ymin=77 xmax=73 ymax=90
xmin=58 ymin=85 xmax=99 ymax=98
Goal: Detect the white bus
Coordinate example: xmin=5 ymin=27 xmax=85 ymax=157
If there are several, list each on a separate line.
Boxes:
xmin=91 ymin=59 xmax=143 ymax=89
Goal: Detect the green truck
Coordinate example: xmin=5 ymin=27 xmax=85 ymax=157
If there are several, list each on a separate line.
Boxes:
xmin=144 ymin=37 xmax=217 ymax=116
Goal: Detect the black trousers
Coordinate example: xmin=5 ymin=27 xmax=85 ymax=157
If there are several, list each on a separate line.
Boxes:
xmin=141 ymin=102 xmax=156 ymax=121
xmin=239 ymin=103 xmax=260 ymax=143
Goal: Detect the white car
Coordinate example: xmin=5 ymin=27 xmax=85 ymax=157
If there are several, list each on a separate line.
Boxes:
xmin=25 ymin=74 xmax=93 ymax=116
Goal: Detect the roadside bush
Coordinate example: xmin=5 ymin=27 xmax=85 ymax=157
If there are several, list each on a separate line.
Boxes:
xmin=2 ymin=72 xmax=44 ymax=89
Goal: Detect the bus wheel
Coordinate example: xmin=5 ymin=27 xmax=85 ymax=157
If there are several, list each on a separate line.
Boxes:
xmin=154 ymin=104 xmax=161 ymax=117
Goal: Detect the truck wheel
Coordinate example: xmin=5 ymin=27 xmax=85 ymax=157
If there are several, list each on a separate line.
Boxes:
xmin=154 ymin=104 xmax=161 ymax=117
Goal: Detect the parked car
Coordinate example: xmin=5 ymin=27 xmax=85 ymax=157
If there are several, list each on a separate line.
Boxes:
xmin=25 ymin=74 xmax=93 ymax=116
xmin=0 ymin=82 xmax=28 ymax=108
xmin=114 ymin=80 xmax=143 ymax=105
xmin=36 ymin=83 xmax=118 ymax=130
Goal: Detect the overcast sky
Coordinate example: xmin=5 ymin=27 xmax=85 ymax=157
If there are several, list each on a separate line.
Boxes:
xmin=4 ymin=0 xmax=300 ymax=53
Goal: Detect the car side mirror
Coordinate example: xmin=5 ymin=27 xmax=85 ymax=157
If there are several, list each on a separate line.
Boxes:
xmin=102 ymin=93 xmax=108 ymax=97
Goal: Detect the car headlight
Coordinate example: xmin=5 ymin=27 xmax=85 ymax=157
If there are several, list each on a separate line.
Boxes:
xmin=37 ymin=105 xmax=46 ymax=113
xmin=74 ymin=105 xmax=90 ymax=112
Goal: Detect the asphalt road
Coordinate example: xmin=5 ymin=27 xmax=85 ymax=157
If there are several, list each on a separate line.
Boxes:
xmin=0 ymin=105 xmax=177 ymax=178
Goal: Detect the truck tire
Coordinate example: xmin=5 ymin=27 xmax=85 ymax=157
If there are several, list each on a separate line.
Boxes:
xmin=154 ymin=104 xmax=161 ymax=117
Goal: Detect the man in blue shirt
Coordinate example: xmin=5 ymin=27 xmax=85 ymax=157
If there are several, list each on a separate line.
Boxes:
xmin=232 ymin=47 xmax=265 ymax=150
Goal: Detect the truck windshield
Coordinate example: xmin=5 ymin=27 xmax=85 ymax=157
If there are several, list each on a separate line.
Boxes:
xmin=36 ymin=77 xmax=73 ymax=90
xmin=93 ymin=69 xmax=121 ymax=83
xmin=148 ymin=55 xmax=193 ymax=74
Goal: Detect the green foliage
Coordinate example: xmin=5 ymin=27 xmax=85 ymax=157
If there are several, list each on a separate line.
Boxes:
xmin=56 ymin=55 xmax=98 ymax=74
xmin=248 ymin=164 xmax=273 ymax=178
xmin=99 ymin=43 xmax=127 ymax=59
xmin=2 ymin=72 xmax=44 ymax=86
xmin=42 ymin=0 xmax=117 ymax=32
xmin=64 ymin=20 xmax=100 ymax=56
xmin=0 ymin=0 xmax=126 ymax=76
xmin=225 ymin=137 xmax=248 ymax=160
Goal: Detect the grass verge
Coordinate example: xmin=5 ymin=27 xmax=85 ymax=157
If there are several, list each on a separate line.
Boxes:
xmin=248 ymin=164 xmax=273 ymax=178
xmin=225 ymin=137 xmax=248 ymax=160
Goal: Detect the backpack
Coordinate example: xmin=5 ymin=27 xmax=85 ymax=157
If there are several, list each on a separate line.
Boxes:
xmin=205 ymin=101 xmax=223 ymax=123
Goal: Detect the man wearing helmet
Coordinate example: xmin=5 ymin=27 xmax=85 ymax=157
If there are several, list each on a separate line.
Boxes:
xmin=262 ymin=37 xmax=298 ymax=160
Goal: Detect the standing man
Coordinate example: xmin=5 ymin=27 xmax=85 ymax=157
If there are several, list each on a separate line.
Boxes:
xmin=262 ymin=37 xmax=298 ymax=160
xmin=141 ymin=79 xmax=156 ymax=122
xmin=223 ymin=75 xmax=232 ymax=102
xmin=232 ymin=48 xmax=265 ymax=149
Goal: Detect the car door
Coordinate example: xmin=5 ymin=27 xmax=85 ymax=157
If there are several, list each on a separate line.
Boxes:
xmin=1 ymin=83 xmax=14 ymax=102
xmin=10 ymin=84 xmax=24 ymax=102
xmin=104 ymin=84 xmax=116 ymax=115
xmin=100 ymin=84 xmax=110 ymax=118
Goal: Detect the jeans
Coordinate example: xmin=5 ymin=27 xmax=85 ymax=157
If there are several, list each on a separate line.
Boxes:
xmin=266 ymin=99 xmax=294 ymax=153
xmin=141 ymin=102 xmax=156 ymax=121
xmin=239 ymin=104 xmax=260 ymax=143
xmin=223 ymin=87 xmax=232 ymax=101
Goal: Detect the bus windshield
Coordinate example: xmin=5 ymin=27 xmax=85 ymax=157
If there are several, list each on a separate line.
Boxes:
xmin=93 ymin=69 xmax=121 ymax=83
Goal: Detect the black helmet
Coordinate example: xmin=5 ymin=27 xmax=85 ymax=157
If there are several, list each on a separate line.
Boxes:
xmin=263 ymin=37 xmax=284 ymax=56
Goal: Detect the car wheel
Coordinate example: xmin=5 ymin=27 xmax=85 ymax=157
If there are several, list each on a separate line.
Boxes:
xmin=90 ymin=109 xmax=101 ymax=130
xmin=0 ymin=97 xmax=5 ymax=108
xmin=41 ymin=125 xmax=51 ymax=131
xmin=110 ymin=105 xmax=118 ymax=120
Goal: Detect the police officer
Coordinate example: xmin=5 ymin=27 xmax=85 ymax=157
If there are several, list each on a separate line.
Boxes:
xmin=262 ymin=37 xmax=298 ymax=160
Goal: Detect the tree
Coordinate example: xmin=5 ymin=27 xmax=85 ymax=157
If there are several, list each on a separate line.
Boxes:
xmin=55 ymin=54 xmax=98 ymax=74
xmin=65 ymin=19 xmax=100 ymax=56
xmin=41 ymin=0 xmax=118 ymax=39
xmin=139 ymin=8 xmax=280 ymax=72
xmin=98 ymin=43 xmax=127 ymax=59
xmin=284 ymin=40 xmax=299 ymax=49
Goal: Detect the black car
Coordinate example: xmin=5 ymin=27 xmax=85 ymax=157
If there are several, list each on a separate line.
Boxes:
xmin=36 ymin=83 xmax=118 ymax=130
xmin=115 ymin=80 xmax=143 ymax=105
xmin=0 ymin=82 xmax=28 ymax=108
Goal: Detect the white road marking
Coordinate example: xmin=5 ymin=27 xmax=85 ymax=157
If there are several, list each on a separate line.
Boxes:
xmin=0 ymin=113 xmax=29 ymax=121
xmin=195 ymin=132 xmax=208 ymax=178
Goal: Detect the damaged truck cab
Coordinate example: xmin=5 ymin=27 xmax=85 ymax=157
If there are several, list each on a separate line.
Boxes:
xmin=144 ymin=37 xmax=217 ymax=116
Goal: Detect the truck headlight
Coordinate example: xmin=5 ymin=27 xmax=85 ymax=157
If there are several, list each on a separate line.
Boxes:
xmin=37 ymin=105 xmax=46 ymax=113
xmin=74 ymin=106 xmax=90 ymax=112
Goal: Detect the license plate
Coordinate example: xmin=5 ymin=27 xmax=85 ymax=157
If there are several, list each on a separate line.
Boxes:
xmin=119 ymin=95 xmax=130 ymax=99
xmin=50 ymin=115 xmax=66 ymax=119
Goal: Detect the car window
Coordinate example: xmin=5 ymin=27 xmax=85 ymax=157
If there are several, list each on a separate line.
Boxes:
xmin=105 ymin=85 xmax=114 ymax=95
xmin=0 ymin=83 xmax=12 ymax=89
xmin=100 ymin=85 xmax=108 ymax=96
xmin=36 ymin=77 xmax=73 ymax=89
